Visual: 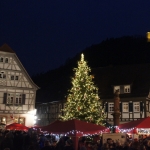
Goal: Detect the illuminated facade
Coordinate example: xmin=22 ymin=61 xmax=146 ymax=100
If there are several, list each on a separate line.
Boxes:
xmin=0 ymin=44 xmax=39 ymax=126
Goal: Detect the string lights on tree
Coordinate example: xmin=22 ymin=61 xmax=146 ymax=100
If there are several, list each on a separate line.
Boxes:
xmin=59 ymin=53 xmax=105 ymax=125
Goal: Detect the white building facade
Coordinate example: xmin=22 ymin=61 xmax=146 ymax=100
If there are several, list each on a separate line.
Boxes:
xmin=0 ymin=44 xmax=39 ymax=127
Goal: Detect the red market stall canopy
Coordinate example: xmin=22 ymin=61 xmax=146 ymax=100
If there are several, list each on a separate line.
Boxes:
xmin=119 ymin=117 xmax=150 ymax=130
xmin=41 ymin=119 xmax=109 ymax=135
xmin=41 ymin=119 xmax=109 ymax=150
xmin=6 ymin=123 xmax=29 ymax=131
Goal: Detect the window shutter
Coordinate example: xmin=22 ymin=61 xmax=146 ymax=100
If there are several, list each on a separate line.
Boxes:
xmin=22 ymin=94 xmax=26 ymax=105
xmin=120 ymin=86 xmax=124 ymax=94
xmin=140 ymin=102 xmax=143 ymax=111
xmin=129 ymin=102 xmax=133 ymax=112
xmin=3 ymin=93 xmax=7 ymax=104
xmin=120 ymin=102 xmax=122 ymax=112
xmin=105 ymin=103 xmax=108 ymax=112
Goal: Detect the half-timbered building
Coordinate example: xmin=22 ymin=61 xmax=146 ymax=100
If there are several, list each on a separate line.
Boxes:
xmin=0 ymin=44 xmax=39 ymax=126
xmin=35 ymin=101 xmax=64 ymax=126
xmin=35 ymin=64 xmax=150 ymax=126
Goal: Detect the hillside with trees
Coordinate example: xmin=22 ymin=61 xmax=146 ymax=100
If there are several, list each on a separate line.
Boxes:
xmin=32 ymin=36 xmax=150 ymax=102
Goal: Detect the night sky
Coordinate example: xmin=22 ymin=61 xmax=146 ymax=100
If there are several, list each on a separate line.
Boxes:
xmin=0 ymin=1 xmax=150 ymax=76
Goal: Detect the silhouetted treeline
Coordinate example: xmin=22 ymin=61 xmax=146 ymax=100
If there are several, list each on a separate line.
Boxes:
xmin=32 ymin=35 xmax=150 ymax=102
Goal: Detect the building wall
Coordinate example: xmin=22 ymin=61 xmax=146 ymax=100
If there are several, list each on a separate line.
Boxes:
xmin=104 ymin=96 xmax=146 ymax=125
xmin=0 ymin=48 xmax=38 ymax=127
xmin=36 ymin=101 xmax=64 ymax=126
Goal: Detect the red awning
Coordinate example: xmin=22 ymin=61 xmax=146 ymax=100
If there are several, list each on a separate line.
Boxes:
xmin=119 ymin=117 xmax=150 ymax=129
xmin=41 ymin=119 xmax=109 ymax=134
xmin=6 ymin=123 xmax=29 ymax=131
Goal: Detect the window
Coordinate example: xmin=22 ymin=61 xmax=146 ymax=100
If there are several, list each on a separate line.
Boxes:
xmin=123 ymin=102 xmax=129 ymax=112
xmin=14 ymin=117 xmax=25 ymax=125
xmin=11 ymin=75 xmax=14 ymax=80
xmin=0 ymin=72 xmax=6 ymax=79
xmin=5 ymin=58 xmax=8 ymax=63
xmin=0 ymin=117 xmax=6 ymax=125
xmin=124 ymin=85 xmax=130 ymax=93
xmin=15 ymin=94 xmax=22 ymax=104
xmin=5 ymin=93 xmax=25 ymax=105
xmin=108 ymin=103 xmax=114 ymax=112
xmin=10 ymin=75 xmax=19 ymax=80
xmin=7 ymin=93 xmax=14 ymax=104
xmin=114 ymin=86 xmax=120 ymax=93
xmin=15 ymin=76 xmax=19 ymax=80
xmin=133 ymin=102 xmax=140 ymax=112
xmin=0 ymin=57 xmax=3 ymax=62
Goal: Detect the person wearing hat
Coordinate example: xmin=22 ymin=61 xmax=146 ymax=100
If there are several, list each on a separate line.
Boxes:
xmin=64 ymin=139 xmax=74 ymax=150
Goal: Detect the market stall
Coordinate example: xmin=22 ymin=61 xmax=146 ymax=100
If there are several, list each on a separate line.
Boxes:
xmin=6 ymin=123 xmax=29 ymax=131
xmin=119 ymin=117 xmax=150 ymax=135
xmin=41 ymin=119 xmax=109 ymax=150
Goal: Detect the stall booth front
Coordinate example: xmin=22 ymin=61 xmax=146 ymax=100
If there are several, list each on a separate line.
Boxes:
xmin=40 ymin=119 xmax=109 ymax=150
xmin=118 ymin=117 xmax=150 ymax=140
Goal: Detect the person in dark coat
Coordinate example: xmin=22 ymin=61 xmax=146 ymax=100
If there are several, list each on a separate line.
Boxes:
xmin=64 ymin=139 xmax=74 ymax=150
xmin=1 ymin=133 xmax=13 ymax=150
xmin=41 ymin=140 xmax=52 ymax=150
xmin=13 ymin=131 xmax=23 ymax=150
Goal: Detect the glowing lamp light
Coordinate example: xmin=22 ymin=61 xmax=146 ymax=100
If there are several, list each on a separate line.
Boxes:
xmin=147 ymin=32 xmax=150 ymax=42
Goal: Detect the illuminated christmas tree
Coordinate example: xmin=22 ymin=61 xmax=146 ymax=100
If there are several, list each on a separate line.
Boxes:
xmin=60 ymin=53 xmax=105 ymax=125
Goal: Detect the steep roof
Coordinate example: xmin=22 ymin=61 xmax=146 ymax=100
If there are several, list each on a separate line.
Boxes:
xmin=0 ymin=43 xmax=39 ymax=90
xmin=0 ymin=44 xmax=15 ymax=53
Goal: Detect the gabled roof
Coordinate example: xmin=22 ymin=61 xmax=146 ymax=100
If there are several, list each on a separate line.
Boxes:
xmin=0 ymin=43 xmax=39 ymax=90
xmin=0 ymin=44 xmax=15 ymax=53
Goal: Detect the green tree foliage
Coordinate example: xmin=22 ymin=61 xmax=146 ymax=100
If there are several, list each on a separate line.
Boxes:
xmin=60 ymin=54 xmax=105 ymax=125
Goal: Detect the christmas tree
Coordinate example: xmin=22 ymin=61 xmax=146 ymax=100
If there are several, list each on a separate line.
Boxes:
xmin=60 ymin=53 xmax=105 ymax=125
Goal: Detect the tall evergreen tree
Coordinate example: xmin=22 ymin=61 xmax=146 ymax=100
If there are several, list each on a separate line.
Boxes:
xmin=60 ymin=54 xmax=105 ymax=125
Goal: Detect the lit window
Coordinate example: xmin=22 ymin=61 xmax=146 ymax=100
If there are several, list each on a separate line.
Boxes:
xmin=0 ymin=117 xmax=6 ymax=125
xmin=123 ymin=102 xmax=129 ymax=112
xmin=19 ymin=117 xmax=25 ymax=124
xmin=108 ymin=103 xmax=114 ymax=112
xmin=133 ymin=102 xmax=140 ymax=112
xmin=114 ymin=86 xmax=120 ymax=93
xmin=124 ymin=85 xmax=130 ymax=93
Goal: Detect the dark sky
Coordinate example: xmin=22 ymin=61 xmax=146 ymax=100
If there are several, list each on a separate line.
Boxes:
xmin=0 ymin=1 xmax=150 ymax=76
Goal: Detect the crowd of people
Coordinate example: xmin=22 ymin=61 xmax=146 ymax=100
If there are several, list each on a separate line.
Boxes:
xmin=0 ymin=129 xmax=150 ymax=150
xmin=78 ymin=134 xmax=150 ymax=150
xmin=0 ymin=129 xmax=74 ymax=150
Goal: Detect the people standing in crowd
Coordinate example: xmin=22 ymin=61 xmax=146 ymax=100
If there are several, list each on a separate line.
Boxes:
xmin=38 ymin=133 xmax=47 ymax=149
xmin=122 ymin=141 xmax=130 ymax=150
xmin=51 ymin=140 xmax=58 ymax=150
xmin=13 ymin=131 xmax=24 ymax=150
xmin=1 ymin=132 xmax=13 ymax=150
xmin=41 ymin=140 xmax=52 ymax=150
xmin=64 ymin=139 xmax=74 ymax=150
xmin=80 ymin=138 xmax=87 ymax=150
